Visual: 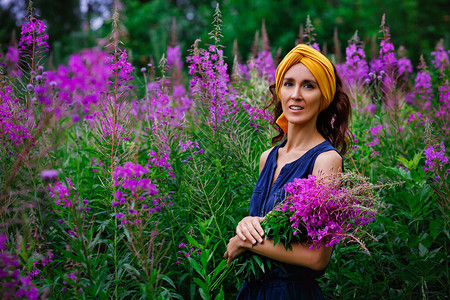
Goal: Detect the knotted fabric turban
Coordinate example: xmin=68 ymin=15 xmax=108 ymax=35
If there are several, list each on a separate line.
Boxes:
xmin=275 ymin=44 xmax=336 ymax=134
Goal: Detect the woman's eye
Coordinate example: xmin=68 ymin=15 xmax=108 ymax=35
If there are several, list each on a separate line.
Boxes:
xmin=283 ymin=82 xmax=293 ymax=87
xmin=303 ymin=83 xmax=314 ymax=89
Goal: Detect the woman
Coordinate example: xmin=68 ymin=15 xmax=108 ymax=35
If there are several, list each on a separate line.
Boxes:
xmin=224 ymin=44 xmax=351 ymax=299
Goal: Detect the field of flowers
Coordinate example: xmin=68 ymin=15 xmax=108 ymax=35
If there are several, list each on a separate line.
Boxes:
xmin=0 ymin=5 xmax=449 ymax=300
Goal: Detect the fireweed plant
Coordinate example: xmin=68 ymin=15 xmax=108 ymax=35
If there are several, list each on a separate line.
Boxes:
xmin=234 ymin=172 xmax=394 ymax=279
xmin=0 ymin=3 xmax=449 ymax=299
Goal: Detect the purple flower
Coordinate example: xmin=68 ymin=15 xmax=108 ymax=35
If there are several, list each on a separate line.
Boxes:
xmin=365 ymin=104 xmax=376 ymax=115
xmin=45 ymin=49 xmax=110 ymax=123
xmin=172 ymin=84 xmax=185 ymax=98
xmin=379 ymin=40 xmax=396 ymax=66
xmin=397 ymin=57 xmax=412 ymax=77
xmin=0 ymin=252 xmax=39 ymax=299
xmin=188 ymin=44 xmax=235 ymax=131
xmin=411 ymin=69 xmax=433 ymax=109
xmin=431 ymin=43 xmax=450 ymax=70
xmin=369 ymin=125 xmax=383 ymax=136
xmin=342 ymin=40 xmax=369 ymax=87
xmin=106 ymin=49 xmax=134 ymax=89
xmin=0 ymin=85 xmax=33 ymax=146
xmin=239 ymin=101 xmax=273 ymax=130
xmin=435 ymin=85 xmax=450 ymax=122
xmin=5 ymin=46 xmax=20 ymax=76
xmin=179 ymin=139 xmax=201 ymax=153
xmin=18 ymin=18 xmax=49 ymax=54
xmin=40 ymin=169 xmax=59 ymax=179
xmin=0 ymin=234 xmax=7 ymax=250
xmin=66 ymin=272 xmax=77 ymax=280
xmin=100 ymin=117 xmax=128 ymax=140
xmin=113 ymin=162 xmax=161 ymax=226
xmin=424 ymin=142 xmax=448 ymax=173
xmin=280 ymin=174 xmax=378 ymax=249
xmin=407 ymin=112 xmax=423 ymax=125
xmin=167 ymin=45 xmax=183 ymax=70
xmin=233 ymin=62 xmax=250 ymax=80
xmin=47 ymin=178 xmax=80 ymax=208
xmin=72 ymin=114 xmax=80 ymax=122
xmin=148 ymin=148 xmax=174 ymax=178
xmin=369 ymin=58 xmax=384 ymax=74
xmin=248 ymin=50 xmax=276 ymax=81
xmin=5 ymin=46 xmax=19 ymax=65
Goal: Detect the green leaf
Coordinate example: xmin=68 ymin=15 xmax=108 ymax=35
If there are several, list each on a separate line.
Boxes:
xmin=212 ymin=259 xmax=227 ymax=281
xmin=123 ymin=263 xmax=140 ymax=278
xmin=252 ymin=255 xmax=265 ymax=273
xmin=249 ymin=259 xmax=256 ymax=275
xmin=198 ymin=287 xmax=209 ymax=300
xmin=188 ymin=257 xmax=205 ymax=277
xmin=386 ymin=166 xmax=411 ymax=181
xmin=186 ymin=235 xmax=201 ymax=249
xmin=235 ymin=260 xmax=248 ymax=276
xmin=161 ymin=275 xmax=176 ymax=289
xmin=397 ymin=152 xmax=423 ymax=170
xmin=59 ymin=249 xmax=78 ymax=262
xmin=201 ymin=250 xmax=210 ymax=268
xmin=418 ymin=243 xmax=428 ymax=257
xmin=193 ymin=277 xmax=207 ymax=291
xmin=214 ymin=288 xmax=225 ymax=300
xmin=429 ymin=220 xmax=443 ymax=239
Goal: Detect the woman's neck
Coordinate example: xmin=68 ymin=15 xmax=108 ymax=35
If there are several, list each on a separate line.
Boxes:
xmin=284 ymin=122 xmax=325 ymax=153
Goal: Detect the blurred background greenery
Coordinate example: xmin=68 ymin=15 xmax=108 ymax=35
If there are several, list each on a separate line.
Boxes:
xmin=1 ymin=0 xmax=450 ymax=73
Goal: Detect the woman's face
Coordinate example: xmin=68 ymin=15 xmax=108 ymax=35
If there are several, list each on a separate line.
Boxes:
xmin=279 ymin=63 xmax=323 ymax=128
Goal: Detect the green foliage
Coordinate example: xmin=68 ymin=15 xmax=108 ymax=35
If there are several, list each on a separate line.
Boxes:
xmin=317 ymin=75 xmax=450 ymax=298
xmin=184 ymin=217 xmax=227 ymax=300
xmin=1 ymin=3 xmax=449 ymax=300
xmin=2 ymin=0 xmax=449 ymax=69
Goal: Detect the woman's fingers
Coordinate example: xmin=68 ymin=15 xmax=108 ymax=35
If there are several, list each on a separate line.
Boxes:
xmin=236 ymin=217 xmax=265 ymax=244
xmin=237 ymin=225 xmax=256 ymax=244
xmin=253 ymin=217 xmax=265 ymax=238
xmin=224 ymin=236 xmax=249 ymax=266
xmin=245 ymin=224 xmax=263 ymax=244
xmin=236 ymin=227 xmax=247 ymax=241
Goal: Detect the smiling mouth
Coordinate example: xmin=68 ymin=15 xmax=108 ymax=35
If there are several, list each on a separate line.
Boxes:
xmin=289 ymin=105 xmax=304 ymax=111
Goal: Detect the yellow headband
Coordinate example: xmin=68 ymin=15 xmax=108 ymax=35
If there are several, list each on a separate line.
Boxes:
xmin=275 ymin=44 xmax=336 ymax=134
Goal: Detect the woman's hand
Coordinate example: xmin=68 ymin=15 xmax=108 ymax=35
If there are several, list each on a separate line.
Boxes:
xmin=236 ymin=216 xmax=265 ymax=245
xmin=223 ymin=235 xmax=252 ymax=266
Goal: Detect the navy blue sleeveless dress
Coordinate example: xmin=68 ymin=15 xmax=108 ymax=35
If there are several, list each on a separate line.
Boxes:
xmin=236 ymin=139 xmax=342 ymax=300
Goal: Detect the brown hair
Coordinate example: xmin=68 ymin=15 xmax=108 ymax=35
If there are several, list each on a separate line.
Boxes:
xmin=265 ymin=65 xmax=352 ymax=155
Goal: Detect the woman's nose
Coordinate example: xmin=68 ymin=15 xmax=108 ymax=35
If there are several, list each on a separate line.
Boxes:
xmin=290 ymin=85 xmax=302 ymax=100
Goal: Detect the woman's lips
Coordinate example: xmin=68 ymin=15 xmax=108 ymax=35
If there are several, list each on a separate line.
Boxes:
xmin=289 ymin=105 xmax=304 ymax=111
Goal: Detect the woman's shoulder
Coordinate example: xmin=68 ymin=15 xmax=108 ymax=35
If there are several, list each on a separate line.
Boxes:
xmin=259 ymin=146 xmax=276 ymax=174
xmin=312 ymin=149 xmax=343 ymax=176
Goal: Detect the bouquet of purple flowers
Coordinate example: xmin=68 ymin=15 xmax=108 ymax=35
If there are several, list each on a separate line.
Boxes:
xmin=236 ymin=172 xmax=392 ymax=278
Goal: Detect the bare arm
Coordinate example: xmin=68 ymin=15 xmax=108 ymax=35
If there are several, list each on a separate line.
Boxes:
xmin=311 ymin=150 xmax=343 ymax=178
xmin=258 ymin=148 xmax=272 ymax=175
xmin=225 ymin=235 xmax=332 ymax=271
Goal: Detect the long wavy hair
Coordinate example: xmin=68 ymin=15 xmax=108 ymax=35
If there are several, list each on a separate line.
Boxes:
xmin=265 ymin=65 xmax=352 ymax=155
